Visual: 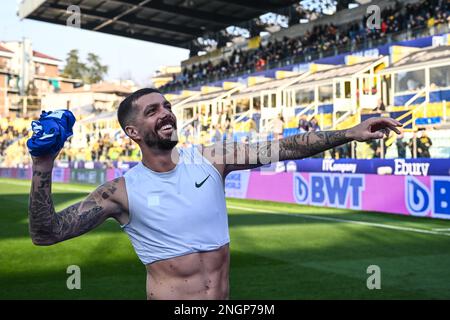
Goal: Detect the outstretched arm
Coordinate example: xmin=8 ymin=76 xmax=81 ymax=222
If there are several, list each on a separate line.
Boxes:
xmin=29 ymin=156 xmax=127 ymax=246
xmin=203 ymin=117 xmax=402 ymax=177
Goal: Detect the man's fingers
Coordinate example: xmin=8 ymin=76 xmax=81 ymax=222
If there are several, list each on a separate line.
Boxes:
xmin=373 ymin=117 xmax=403 ymax=128
xmin=368 ymin=131 xmax=384 ymax=139
xmin=387 ymin=117 xmax=403 ymax=127
xmin=389 ymin=125 xmax=401 ymax=135
xmin=370 ymin=118 xmax=403 ymax=137
xmin=382 ymin=119 xmax=402 ymax=135
xmin=380 ymin=117 xmax=402 ymax=127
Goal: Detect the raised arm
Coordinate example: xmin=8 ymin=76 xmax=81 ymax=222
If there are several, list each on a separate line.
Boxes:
xmin=203 ymin=117 xmax=402 ymax=177
xmin=29 ymin=156 xmax=128 ymax=246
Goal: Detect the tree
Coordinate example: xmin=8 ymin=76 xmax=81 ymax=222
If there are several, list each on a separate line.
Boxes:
xmin=62 ymin=49 xmax=86 ymax=80
xmin=84 ymin=53 xmax=108 ymax=84
xmin=62 ymin=50 xmax=109 ymax=84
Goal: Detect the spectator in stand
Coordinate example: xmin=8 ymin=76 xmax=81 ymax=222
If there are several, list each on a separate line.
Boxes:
xmin=212 ymin=125 xmax=223 ymax=143
xmin=333 ymin=143 xmax=351 ymax=159
xmin=223 ymin=118 xmax=233 ymax=142
xmin=308 ymin=117 xmax=320 ymax=132
xmin=251 ymin=103 xmax=261 ymax=133
xmin=192 ymin=113 xmax=200 ymax=137
xmin=248 ymin=118 xmax=257 ymax=142
xmin=396 ymin=133 xmax=408 ymax=158
xmin=408 ymin=130 xmax=432 ymax=158
xmin=417 ymin=129 xmax=433 ymax=158
xmin=200 ymin=111 xmax=209 ymax=133
xmin=161 ymin=0 xmax=448 ymax=92
xmin=374 ymin=99 xmax=386 ymax=112
xmin=273 ymin=114 xmax=285 ymax=140
xmin=298 ymin=115 xmax=310 ymax=132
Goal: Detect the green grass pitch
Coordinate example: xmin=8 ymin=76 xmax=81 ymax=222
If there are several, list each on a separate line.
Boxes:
xmin=1 ymin=177 xmax=450 ymax=299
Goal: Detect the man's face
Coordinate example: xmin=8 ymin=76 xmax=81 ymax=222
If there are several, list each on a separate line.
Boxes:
xmin=133 ymin=93 xmax=178 ymax=151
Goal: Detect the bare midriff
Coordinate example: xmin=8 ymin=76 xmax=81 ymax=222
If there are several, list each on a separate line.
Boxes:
xmin=145 ymin=243 xmax=230 ymax=300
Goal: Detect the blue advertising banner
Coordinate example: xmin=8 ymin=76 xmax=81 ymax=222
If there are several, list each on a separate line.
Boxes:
xmin=257 ymin=158 xmax=450 ymax=176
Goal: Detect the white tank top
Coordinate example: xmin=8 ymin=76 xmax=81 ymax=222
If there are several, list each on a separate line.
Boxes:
xmin=121 ymin=147 xmax=230 ymax=265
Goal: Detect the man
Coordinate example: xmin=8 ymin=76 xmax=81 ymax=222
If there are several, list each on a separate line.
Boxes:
xmin=273 ymin=114 xmax=284 ymax=140
xmin=396 ymin=132 xmax=407 ymax=158
xmin=418 ymin=129 xmax=432 ymax=158
xmin=251 ymin=103 xmax=261 ymax=133
xmin=28 ymin=88 xmax=402 ymax=300
xmin=374 ymin=99 xmax=386 ymax=112
xmin=298 ymin=115 xmax=310 ymax=132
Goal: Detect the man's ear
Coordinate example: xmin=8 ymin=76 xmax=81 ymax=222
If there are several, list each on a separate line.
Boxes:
xmin=125 ymin=125 xmax=140 ymax=141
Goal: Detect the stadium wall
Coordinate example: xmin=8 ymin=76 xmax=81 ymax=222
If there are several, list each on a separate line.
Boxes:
xmin=225 ymin=168 xmax=450 ymax=220
xmin=1 ymin=158 xmax=449 ymax=219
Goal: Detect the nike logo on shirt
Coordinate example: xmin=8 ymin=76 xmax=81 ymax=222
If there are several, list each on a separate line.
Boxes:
xmin=39 ymin=133 xmax=55 ymax=140
xmin=195 ymin=174 xmax=211 ymax=188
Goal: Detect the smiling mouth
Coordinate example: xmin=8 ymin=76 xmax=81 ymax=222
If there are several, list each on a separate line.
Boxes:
xmin=160 ymin=124 xmax=174 ymax=132
xmin=157 ymin=122 xmax=176 ymax=135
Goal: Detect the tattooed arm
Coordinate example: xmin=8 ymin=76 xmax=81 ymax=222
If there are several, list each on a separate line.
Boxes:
xmin=202 ymin=117 xmax=402 ymax=177
xmin=29 ymin=162 xmax=128 ymax=246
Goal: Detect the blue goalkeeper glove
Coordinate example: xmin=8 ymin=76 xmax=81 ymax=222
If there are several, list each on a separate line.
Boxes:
xmin=27 ymin=110 xmax=76 ymax=157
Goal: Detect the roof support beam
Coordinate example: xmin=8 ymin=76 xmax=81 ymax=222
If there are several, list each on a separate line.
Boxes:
xmin=108 ymin=0 xmax=241 ymax=26
xmin=29 ymin=16 xmax=184 ymax=47
xmin=213 ymin=0 xmax=280 ymax=13
xmin=96 ymin=25 xmax=185 ymax=47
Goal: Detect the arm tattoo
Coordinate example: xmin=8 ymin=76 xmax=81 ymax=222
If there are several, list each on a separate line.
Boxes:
xmin=277 ymin=130 xmax=351 ymax=161
xmin=29 ymin=172 xmax=121 ymax=245
xmin=221 ymin=129 xmax=352 ymax=175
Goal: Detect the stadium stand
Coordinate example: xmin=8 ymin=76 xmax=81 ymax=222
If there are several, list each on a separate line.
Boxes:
xmin=161 ymin=0 xmax=449 ymax=92
xmin=2 ymin=0 xmax=449 ymax=168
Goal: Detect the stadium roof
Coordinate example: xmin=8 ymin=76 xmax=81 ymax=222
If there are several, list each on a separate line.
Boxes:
xmin=385 ymin=45 xmax=450 ymax=71
xmin=292 ymin=58 xmax=381 ymax=86
xmin=19 ymin=0 xmax=298 ymax=49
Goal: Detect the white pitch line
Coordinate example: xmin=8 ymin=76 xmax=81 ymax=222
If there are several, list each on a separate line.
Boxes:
xmin=227 ymin=205 xmax=450 ymax=237
xmin=432 ymin=228 xmax=450 ymax=232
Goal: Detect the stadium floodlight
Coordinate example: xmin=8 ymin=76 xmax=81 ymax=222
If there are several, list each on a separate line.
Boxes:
xmin=301 ymin=0 xmax=337 ymax=15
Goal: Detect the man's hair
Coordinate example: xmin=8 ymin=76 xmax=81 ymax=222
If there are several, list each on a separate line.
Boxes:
xmin=117 ymin=88 xmax=162 ymax=132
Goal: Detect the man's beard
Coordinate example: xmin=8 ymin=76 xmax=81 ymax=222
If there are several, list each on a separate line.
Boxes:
xmin=143 ymin=129 xmax=178 ymax=151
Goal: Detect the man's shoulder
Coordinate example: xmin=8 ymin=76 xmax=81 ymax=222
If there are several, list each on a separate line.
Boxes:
xmin=101 ymin=176 xmax=125 ymax=192
xmin=99 ymin=177 xmax=129 ymax=214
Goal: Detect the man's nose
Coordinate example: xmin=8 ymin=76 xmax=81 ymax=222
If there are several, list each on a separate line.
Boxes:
xmin=158 ymin=105 xmax=171 ymax=116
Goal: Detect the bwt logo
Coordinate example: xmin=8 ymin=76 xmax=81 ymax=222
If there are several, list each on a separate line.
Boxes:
xmin=294 ymin=173 xmax=365 ymax=209
xmin=406 ymin=176 xmax=450 ymax=218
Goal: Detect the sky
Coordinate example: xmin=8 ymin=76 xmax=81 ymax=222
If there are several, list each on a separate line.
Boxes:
xmin=0 ymin=0 xmax=190 ymax=86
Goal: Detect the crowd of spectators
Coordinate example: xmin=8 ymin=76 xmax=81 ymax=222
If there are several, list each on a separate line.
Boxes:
xmin=58 ymin=131 xmax=141 ymax=163
xmin=0 ymin=119 xmax=143 ymax=167
xmin=0 ymin=117 xmax=30 ymax=166
xmin=0 ymin=113 xmax=437 ymax=168
xmin=162 ymin=0 xmax=449 ymax=91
